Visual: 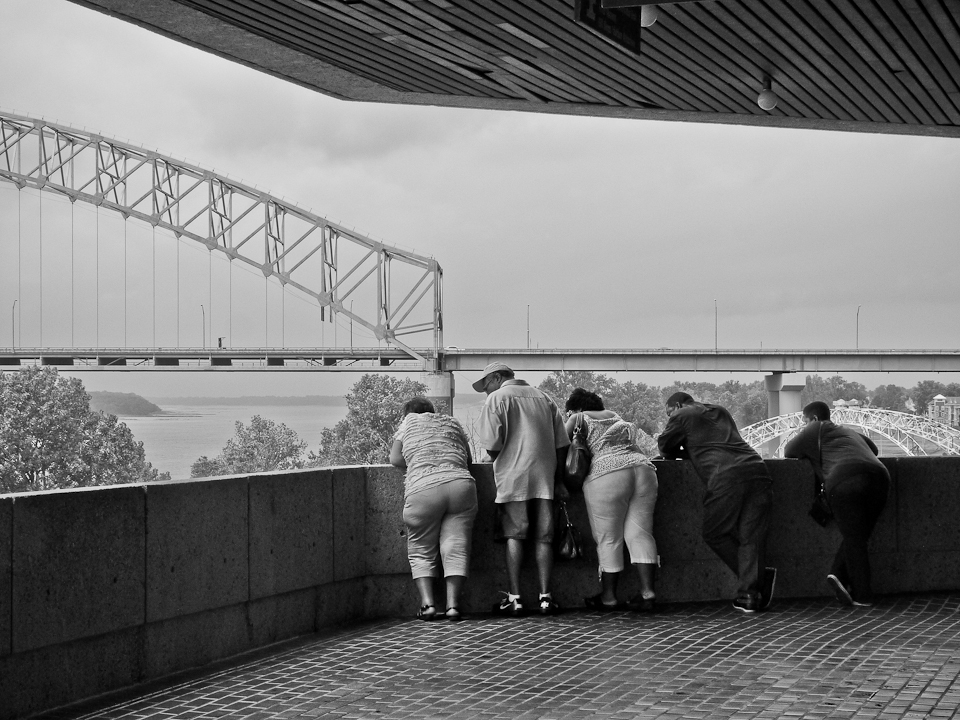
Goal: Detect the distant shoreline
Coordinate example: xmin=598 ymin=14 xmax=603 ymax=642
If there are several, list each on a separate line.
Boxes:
xmin=149 ymin=395 xmax=347 ymax=407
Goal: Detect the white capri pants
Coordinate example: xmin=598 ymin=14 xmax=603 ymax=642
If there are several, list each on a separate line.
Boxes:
xmin=582 ymin=464 xmax=658 ymax=573
xmin=402 ymin=478 xmax=478 ymax=579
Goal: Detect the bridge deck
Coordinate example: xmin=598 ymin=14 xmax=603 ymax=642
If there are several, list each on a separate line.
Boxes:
xmin=40 ymin=593 xmax=960 ymax=720
xmin=4 ymin=348 xmax=960 ymax=373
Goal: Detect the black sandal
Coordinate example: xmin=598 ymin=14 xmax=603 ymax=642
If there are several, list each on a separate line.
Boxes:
xmin=417 ymin=604 xmax=437 ymax=621
xmin=628 ymin=595 xmax=658 ymax=613
xmin=584 ymin=593 xmax=621 ymax=612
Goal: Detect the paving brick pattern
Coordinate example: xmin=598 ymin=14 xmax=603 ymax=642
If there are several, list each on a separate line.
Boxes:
xmin=63 ymin=595 xmax=960 ymax=720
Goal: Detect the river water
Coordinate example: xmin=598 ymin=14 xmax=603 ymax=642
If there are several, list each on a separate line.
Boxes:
xmin=123 ymin=401 xmax=487 ymax=480
xmin=124 ymin=405 xmax=348 ymax=480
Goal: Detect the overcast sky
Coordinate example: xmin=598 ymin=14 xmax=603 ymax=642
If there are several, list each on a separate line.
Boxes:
xmin=2 ymin=0 xmax=960 ymax=399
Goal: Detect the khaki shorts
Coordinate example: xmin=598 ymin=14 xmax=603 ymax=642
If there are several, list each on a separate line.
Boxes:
xmin=498 ymin=498 xmax=555 ymax=542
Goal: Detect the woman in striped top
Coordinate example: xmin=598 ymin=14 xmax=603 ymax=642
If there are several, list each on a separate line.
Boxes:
xmin=390 ymin=397 xmax=478 ymax=621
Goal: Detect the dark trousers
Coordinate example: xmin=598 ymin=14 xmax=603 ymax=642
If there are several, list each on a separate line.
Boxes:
xmin=827 ymin=469 xmax=889 ymax=602
xmin=702 ymin=474 xmax=773 ymax=600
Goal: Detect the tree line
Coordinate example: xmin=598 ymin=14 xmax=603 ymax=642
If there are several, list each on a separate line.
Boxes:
xmin=3 ymin=367 xmax=957 ymax=493
xmin=0 ymin=367 xmax=169 ymax=494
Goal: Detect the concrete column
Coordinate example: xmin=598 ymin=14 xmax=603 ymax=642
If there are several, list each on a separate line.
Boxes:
xmin=764 ymin=373 xmax=783 ymax=419
xmin=779 ymin=381 xmax=806 ymax=416
xmin=421 ymin=371 xmax=454 ymax=414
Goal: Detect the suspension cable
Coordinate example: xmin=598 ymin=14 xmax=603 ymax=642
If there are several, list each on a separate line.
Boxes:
xmin=123 ymin=217 xmax=127 ymax=347
xmin=16 ymin=186 xmax=21 ymax=347
xmin=208 ymin=249 xmax=212 ymax=349
xmin=152 ymin=223 xmax=156 ymax=348
xmin=71 ymin=200 xmax=74 ymax=347
xmin=176 ymin=235 xmax=180 ymax=348
xmin=38 ymin=189 xmax=42 ymax=347
xmin=95 ymin=206 xmax=99 ymax=348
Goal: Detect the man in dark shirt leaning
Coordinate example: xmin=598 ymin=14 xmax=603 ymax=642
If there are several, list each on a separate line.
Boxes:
xmin=658 ymin=392 xmax=776 ymax=613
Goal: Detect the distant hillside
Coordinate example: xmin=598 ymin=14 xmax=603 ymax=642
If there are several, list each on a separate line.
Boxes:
xmin=89 ymin=391 xmax=162 ymax=417
xmin=150 ymin=395 xmax=347 ymax=407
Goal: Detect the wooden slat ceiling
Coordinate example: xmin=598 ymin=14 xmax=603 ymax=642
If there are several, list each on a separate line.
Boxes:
xmin=70 ymin=0 xmax=960 ymax=137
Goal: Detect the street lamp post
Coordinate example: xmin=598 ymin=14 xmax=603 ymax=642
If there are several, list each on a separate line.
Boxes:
xmin=714 ymin=299 xmax=718 ymax=352
xmin=856 ymin=304 xmax=861 ymax=350
xmin=201 ymin=304 xmax=205 ymax=348
xmin=11 ymin=300 xmax=16 ymax=348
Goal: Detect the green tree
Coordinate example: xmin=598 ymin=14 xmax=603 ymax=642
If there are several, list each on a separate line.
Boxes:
xmin=801 ymin=375 xmax=869 ymax=408
xmin=605 ymin=380 xmax=666 ymax=435
xmin=538 ymin=371 xmax=617 ymax=407
xmin=191 ymin=415 xmax=307 ymax=477
xmin=309 ymin=374 xmax=427 ymax=467
xmin=869 ymin=384 xmax=910 ymax=412
xmin=0 ymin=367 xmax=169 ymax=494
xmin=911 ymin=380 xmax=946 ymax=416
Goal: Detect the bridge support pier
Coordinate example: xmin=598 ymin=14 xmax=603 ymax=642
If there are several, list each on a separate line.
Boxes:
xmin=763 ymin=373 xmax=806 ymax=456
xmin=422 ymin=371 xmax=455 ymax=414
xmin=764 ymin=372 xmax=806 ymax=419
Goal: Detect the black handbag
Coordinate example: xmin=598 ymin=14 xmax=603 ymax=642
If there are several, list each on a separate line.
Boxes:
xmin=555 ymin=500 xmax=584 ymax=561
xmin=564 ymin=412 xmax=592 ymax=492
xmin=807 ymin=421 xmax=833 ymax=527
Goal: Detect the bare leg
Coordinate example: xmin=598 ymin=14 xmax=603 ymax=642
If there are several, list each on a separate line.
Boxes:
xmin=445 ymin=575 xmax=465 ymax=609
xmin=600 ymin=571 xmax=619 ymax=604
xmin=536 ymin=541 xmax=554 ymax=595
xmin=414 ymin=577 xmax=435 ymax=608
xmin=636 ymin=563 xmax=656 ymax=599
xmin=506 ymin=539 xmax=523 ymax=596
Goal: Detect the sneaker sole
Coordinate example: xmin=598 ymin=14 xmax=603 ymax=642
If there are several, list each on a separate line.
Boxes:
xmin=827 ymin=575 xmax=853 ymax=606
xmin=732 ymin=603 xmax=758 ymax=614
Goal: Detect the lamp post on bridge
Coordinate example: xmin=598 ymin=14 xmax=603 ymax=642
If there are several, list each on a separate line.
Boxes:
xmin=201 ymin=304 xmax=205 ymax=349
xmin=856 ymin=304 xmax=861 ymax=350
xmin=11 ymin=300 xmax=16 ymax=348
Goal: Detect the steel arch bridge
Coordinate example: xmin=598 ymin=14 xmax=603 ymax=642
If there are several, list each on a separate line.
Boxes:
xmin=0 ymin=110 xmax=442 ymax=364
xmin=741 ymin=408 xmax=960 ymax=458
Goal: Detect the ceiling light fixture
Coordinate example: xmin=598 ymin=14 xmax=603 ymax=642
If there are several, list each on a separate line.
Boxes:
xmin=640 ymin=4 xmax=658 ymax=27
xmin=757 ymin=77 xmax=778 ymax=111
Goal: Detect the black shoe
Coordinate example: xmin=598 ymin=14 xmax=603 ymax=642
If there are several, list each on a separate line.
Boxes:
xmin=539 ymin=594 xmax=560 ymax=615
xmin=628 ymin=596 xmax=657 ymax=613
xmin=584 ymin=593 xmax=620 ymax=612
xmin=827 ymin=574 xmax=853 ymax=606
xmin=732 ymin=596 xmax=758 ymax=614
xmin=495 ymin=594 xmax=523 ymax=617
xmin=759 ymin=567 xmax=777 ymax=611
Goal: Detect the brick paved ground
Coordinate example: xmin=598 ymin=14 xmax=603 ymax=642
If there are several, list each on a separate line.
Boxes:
xmin=50 ymin=595 xmax=960 ymax=720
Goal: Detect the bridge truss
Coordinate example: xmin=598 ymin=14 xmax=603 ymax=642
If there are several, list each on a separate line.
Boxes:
xmin=741 ymin=408 xmax=960 ymax=457
xmin=0 ymin=111 xmax=443 ymax=366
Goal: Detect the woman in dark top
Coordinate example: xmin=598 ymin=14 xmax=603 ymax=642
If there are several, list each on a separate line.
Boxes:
xmin=784 ymin=401 xmax=889 ymax=606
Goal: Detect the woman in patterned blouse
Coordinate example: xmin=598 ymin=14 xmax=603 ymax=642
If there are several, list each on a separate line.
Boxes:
xmin=565 ymin=388 xmax=659 ymax=611
xmin=389 ymin=397 xmax=478 ymax=621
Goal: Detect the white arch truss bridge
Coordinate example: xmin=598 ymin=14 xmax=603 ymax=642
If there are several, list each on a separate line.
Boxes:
xmin=741 ymin=408 xmax=960 ymax=458
xmin=0 ymin=110 xmax=443 ymax=365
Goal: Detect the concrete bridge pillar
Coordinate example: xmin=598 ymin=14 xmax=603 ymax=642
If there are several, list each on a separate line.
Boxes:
xmin=762 ymin=373 xmax=806 ymax=457
xmin=765 ymin=372 xmax=806 ymax=419
xmin=422 ymin=371 xmax=455 ymax=414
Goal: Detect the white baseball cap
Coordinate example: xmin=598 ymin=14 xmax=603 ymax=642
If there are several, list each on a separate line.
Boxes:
xmin=472 ymin=362 xmax=513 ymax=392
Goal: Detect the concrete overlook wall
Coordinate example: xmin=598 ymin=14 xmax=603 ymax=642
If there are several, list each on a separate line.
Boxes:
xmin=3 ymin=458 xmax=960 ymax=718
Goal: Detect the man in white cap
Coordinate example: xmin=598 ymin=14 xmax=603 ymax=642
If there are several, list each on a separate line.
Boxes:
xmin=474 ymin=362 xmax=570 ymax=616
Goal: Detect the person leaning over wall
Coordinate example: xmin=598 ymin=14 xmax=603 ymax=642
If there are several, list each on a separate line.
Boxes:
xmin=658 ymin=391 xmax=776 ymax=614
xmin=390 ymin=396 xmax=478 ymax=621
xmin=784 ymin=400 xmax=889 ymax=607
xmin=474 ymin=361 xmax=570 ymax=617
xmin=564 ymin=388 xmax=660 ymax=612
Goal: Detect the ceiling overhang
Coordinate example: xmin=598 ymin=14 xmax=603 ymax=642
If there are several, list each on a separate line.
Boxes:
xmin=67 ymin=0 xmax=960 ymax=138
